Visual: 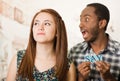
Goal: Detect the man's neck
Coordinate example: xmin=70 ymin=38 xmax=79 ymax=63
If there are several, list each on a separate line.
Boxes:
xmin=90 ymin=34 xmax=108 ymax=54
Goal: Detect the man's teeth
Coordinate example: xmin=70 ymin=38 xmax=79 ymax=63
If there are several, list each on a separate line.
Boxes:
xmin=81 ymin=30 xmax=84 ymax=32
xmin=81 ymin=30 xmax=85 ymax=33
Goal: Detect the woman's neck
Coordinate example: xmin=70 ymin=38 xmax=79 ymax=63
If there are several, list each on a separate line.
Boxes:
xmin=36 ymin=42 xmax=55 ymax=59
xmin=34 ymin=42 xmax=56 ymax=72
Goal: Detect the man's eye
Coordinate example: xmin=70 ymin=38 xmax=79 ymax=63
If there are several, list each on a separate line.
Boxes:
xmin=80 ymin=17 xmax=89 ymax=22
xmin=85 ymin=18 xmax=89 ymax=22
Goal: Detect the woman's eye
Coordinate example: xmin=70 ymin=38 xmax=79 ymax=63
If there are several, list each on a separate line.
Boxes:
xmin=34 ymin=22 xmax=39 ymax=25
xmin=45 ymin=23 xmax=51 ymax=26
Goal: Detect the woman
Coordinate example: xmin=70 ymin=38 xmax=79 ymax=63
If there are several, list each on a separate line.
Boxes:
xmin=6 ymin=9 xmax=76 ymax=81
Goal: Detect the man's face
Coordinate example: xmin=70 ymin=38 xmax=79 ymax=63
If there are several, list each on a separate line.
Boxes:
xmin=79 ymin=6 xmax=100 ymax=42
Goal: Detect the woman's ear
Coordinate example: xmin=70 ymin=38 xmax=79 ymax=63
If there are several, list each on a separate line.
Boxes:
xmin=99 ymin=19 xmax=107 ymax=29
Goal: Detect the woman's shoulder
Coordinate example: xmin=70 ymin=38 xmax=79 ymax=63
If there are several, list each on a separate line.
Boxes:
xmin=17 ymin=50 xmax=26 ymax=60
xmin=17 ymin=49 xmax=26 ymax=69
xmin=17 ymin=50 xmax=26 ymax=57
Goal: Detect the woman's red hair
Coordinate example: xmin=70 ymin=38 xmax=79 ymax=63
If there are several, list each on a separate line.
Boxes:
xmin=17 ymin=9 xmax=68 ymax=81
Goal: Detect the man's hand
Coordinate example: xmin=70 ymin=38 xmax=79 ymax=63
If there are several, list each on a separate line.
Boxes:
xmin=95 ymin=61 xmax=117 ymax=81
xmin=77 ymin=62 xmax=91 ymax=81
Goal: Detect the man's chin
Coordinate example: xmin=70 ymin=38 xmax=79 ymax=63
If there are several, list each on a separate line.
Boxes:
xmin=84 ymin=38 xmax=91 ymax=42
xmin=84 ymin=38 xmax=89 ymax=42
xmin=84 ymin=38 xmax=95 ymax=43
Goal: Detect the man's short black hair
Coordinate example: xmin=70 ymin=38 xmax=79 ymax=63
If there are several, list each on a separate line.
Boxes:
xmin=87 ymin=3 xmax=110 ymax=31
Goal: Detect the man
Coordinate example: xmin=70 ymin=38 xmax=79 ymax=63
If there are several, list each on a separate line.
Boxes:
xmin=68 ymin=3 xmax=120 ymax=81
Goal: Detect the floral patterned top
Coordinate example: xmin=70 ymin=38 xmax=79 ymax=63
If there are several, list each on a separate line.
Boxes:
xmin=16 ymin=50 xmax=58 ymax=81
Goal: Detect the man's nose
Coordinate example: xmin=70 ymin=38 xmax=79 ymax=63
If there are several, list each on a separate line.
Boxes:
xmin=79 ymin=22 xmax=84 ymax=29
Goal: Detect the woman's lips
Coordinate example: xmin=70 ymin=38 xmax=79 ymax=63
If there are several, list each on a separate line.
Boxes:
xmin=37 ymin=33 xmax=45 ymax=35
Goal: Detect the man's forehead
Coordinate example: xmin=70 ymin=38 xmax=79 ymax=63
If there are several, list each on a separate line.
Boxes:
xmin=80 ymin=7 xmax=96 ymax=16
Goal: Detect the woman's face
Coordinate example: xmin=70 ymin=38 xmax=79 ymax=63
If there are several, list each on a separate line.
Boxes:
xmin=33 ymin=12 xmax=56 ymax=44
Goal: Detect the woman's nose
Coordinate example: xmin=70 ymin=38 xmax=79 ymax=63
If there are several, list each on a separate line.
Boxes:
xmin=39 ymin=24 xmax=44 ymax=31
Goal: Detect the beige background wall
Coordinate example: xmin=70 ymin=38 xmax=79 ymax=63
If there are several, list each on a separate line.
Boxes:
xmin=0 ymin=0 xmax=120 ymax=80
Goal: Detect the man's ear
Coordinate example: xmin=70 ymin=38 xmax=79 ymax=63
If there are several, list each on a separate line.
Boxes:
xmin=99 ymin=19 xmax=107 ymax=29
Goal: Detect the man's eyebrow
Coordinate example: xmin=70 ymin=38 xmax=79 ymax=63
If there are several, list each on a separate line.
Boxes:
xmin=80 ymin=14 xmax=91 ymax=17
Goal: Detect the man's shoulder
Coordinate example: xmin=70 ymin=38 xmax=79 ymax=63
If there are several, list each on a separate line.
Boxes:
xmin=69 ymin=41 xmax=87 ymax=52
xmin=108 ymin=37 xmax=120 ymax=54
xmin=110 ymin=39 xmax=120 ymax=46
xmin=108 ymin=34 xmax=120 ymax=46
